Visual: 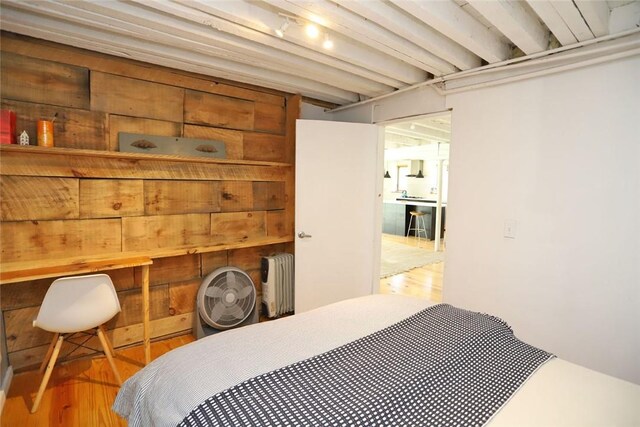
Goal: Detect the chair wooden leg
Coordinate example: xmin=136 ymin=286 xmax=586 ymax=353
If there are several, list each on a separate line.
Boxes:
xmin=31 ymin=335 xmax=64 ymax=413
xmin=39 ymin=333 xmax=60 ymax=374
xmin=97 ymin=326 xmax=122 ymax=385
xmin=97 ymin=325 xmax=114 ymax=358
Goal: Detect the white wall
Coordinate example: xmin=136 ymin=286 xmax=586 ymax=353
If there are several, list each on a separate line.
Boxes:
xmin=444 ymin=56 xmax=640 ymax=383
xmin=302 ymin=85 xmax=447 ymax=124
xmin=301 ymin=102 xmax=333 ymax=121
xmin=318 ymin=53 xmax=640 ymax=384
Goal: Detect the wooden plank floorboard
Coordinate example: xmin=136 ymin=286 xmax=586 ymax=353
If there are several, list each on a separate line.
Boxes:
xmin=379 ymin=233 xmax=445 ymax=302
xmin=2 ymin=334 xmax=194 ymax=426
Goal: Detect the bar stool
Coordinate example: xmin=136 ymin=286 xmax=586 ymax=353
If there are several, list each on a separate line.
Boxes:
xmin=31 ymin=273 xmax=122 ymax=413
xmin=406 ymin=211 xmax=428 ymax=243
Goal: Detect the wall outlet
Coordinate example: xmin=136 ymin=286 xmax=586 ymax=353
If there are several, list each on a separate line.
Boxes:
xmin=504 ymin=219 xmax=517 ymax=239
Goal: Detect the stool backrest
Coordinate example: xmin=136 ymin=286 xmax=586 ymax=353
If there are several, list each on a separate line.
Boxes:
xmin=34 ymin=273 xmax=121 ymax=333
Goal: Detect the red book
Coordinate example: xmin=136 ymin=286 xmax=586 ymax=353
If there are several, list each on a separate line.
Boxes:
xmin=0 ymin=110 xmax=17 ymax=144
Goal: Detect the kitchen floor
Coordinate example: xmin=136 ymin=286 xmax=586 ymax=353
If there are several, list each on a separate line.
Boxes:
xmin=379 ymin=234 xmax=444 ymax=302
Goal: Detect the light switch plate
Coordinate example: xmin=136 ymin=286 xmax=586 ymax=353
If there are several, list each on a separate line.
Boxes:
xmin=504 ymin=219 xmax=517 ymax=239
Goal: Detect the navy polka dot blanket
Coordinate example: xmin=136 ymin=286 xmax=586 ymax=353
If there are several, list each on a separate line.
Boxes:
xmin=178 ymin=304 xmax=554 ymax=427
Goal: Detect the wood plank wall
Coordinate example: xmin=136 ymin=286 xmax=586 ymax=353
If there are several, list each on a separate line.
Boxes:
xmin=0 ymin=32 xmax=300 ymax=371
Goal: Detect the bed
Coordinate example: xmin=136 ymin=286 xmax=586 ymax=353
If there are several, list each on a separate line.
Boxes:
xmin=114 ymin=294 xmax=640 ymax=426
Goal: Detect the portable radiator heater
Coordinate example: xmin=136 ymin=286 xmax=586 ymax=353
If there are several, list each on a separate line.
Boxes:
xmin=261 ymin=253 xmax=294 ymax=318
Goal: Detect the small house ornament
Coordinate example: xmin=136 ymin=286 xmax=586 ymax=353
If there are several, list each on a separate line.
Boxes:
xmin=19 ymin=130 xmax=30 ymax=146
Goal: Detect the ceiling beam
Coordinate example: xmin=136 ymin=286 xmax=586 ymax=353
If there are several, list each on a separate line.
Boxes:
xmin=262 ymin=0 xmax=457 ymax=75
xmin=466 ymin=0 xmax=549 ymax=54
xmin=10 ymin=0 xmax=377 ymax=98
xmin=550 ymin=1 xmax=595 ymax=42
xmin=385 ymin=127 xmax=449 ymax=144
xmin=386 ymin=125 xmax=450 ymax=142
xmin=575 ymin=1 xmax=611 ymax=37
xmin=0 ymin=6 xmax=359 ymax=104
xmin=391 ymin=0 xmax=512 ymax=63
xmin=329 ymin=0 xmax=481 ymax=71
xmin=175 ymin=0 xmax=425 ymax=86
xmin=609 ymin=1 xmax=640 ymax=34
xmin=413 ymin=122 xmax=451 ymax=135
xmin=100 ymin=0 xmax=393 ymax=97
xmin=5 ymin=1 xmax=291 ymax=72
xmin=526 ymin=0 xmax=578 ymax=46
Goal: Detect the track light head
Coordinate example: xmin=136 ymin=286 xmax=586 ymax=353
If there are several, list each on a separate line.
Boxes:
xmin=275 ymin=19 xmax=289 ymax=38
xmin=305 ymin=23 xmax=319 ymax=38
xmin=322 ymin=33 xmax=334 ymax=49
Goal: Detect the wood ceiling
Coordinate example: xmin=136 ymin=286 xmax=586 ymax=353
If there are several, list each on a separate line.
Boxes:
xmin=1 ymin=1 xmax=638 ymax=106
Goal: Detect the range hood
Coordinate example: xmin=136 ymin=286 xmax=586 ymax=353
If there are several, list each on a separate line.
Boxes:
xmin=405 ymin=160 xmax=424 ymax=178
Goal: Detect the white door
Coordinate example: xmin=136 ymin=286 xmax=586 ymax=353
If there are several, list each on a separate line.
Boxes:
xmin=295 ymin=119 xmax=382 ymax=313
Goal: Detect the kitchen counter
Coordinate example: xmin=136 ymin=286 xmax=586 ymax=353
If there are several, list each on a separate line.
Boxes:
xmin=384 ymin=197 xmax=447 ymax=207
xmin=382 ymin=198 xmax=446 ymax=238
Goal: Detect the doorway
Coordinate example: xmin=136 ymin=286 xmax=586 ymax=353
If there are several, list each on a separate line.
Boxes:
xmin=378 ymin=112 xmax=451 ymax=302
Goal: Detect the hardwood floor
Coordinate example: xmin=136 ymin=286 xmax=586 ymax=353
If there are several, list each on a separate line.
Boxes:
xmin=379 ymin=233 xmax=444 ymax=302
xmin=2 ymin=236 xmax=443 ymax=425
xmin=1 ymin=334 xmax=195 ymax=426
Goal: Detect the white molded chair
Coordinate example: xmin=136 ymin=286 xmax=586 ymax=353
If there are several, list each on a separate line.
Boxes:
xmin=31 ymin=273 xmax=122 ymax=413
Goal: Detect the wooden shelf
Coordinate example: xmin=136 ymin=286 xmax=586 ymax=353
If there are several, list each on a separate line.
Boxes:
xmin=0 ymin=235 xmax=293 ymax=285
xmin=0 ymin=145 xmax=291 ymax=181
xmin=0 ymin=145 xmax=291 ymax=167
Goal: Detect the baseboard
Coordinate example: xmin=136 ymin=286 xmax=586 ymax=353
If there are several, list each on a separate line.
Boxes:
xmin=0 ymin=366 xmax=14 ymax=416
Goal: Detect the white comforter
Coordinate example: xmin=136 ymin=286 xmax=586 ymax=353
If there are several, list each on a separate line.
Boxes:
xmin=114 ymin=294 xmax=640 ymax=426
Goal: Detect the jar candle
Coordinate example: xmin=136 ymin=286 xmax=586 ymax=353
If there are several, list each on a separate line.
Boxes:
xmin=37 ymin=120 xmax=54 ymax=147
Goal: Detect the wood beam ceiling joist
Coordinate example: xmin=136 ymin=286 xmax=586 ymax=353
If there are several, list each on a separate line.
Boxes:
xmin=66 ymin=0 xmax=391 ymax=97
xmin=609 ymin=1 xmax=640 ymax=34
xmin=0 ymin=8 xmax=358 ymax=105
xmin=526 ymin=1 xmax=578 ymax=46
xmin=329 ymin=0 xmax=481 ymax=71
xmin=466 ymin=0 xmax=549 ymax=54
xmin=175 ymin=0 xmax=425 ymax=87
xmin=575 ymin=1 xmax=611 ymax=37
xmin=2 ymin=0 xmax=632 ymax=109
xmin=385 ymin=127 xmax=450 ymax=143
xmin=550 ymin=1 xmax=596 ymax=42
xmin=390 ymin=0 xmax=512 ymax=63
xmin=262 ymin=0 xmax=456 ymax=76
xmin=1 ymin=1 xmax=375 ymax=102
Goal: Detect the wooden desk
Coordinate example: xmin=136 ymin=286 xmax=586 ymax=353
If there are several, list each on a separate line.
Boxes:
xmin=0 ymin=254 xmax=154 ymax=364
xmin=0 ymin=236 xmax=294 ymax=367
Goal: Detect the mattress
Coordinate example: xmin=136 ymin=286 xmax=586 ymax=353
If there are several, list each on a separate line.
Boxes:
xmin=114 ymin=294 xmax=640 ymax=426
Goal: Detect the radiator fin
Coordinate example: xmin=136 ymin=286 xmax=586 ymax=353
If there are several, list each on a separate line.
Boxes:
xmin=262 ymin=253 xmax=294 ymax=318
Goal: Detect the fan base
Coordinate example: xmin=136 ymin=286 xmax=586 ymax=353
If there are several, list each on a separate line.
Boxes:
xmin=193 ymin=298 xmax=260 ymax=340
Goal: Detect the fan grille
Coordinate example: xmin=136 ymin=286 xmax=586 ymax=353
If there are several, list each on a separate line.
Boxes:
xmin=197 ymin=267 xmax=256 ymax=330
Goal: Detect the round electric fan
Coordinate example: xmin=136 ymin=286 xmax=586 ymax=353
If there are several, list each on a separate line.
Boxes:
xmin=197 ymin=266 xmax=256 ymax=331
